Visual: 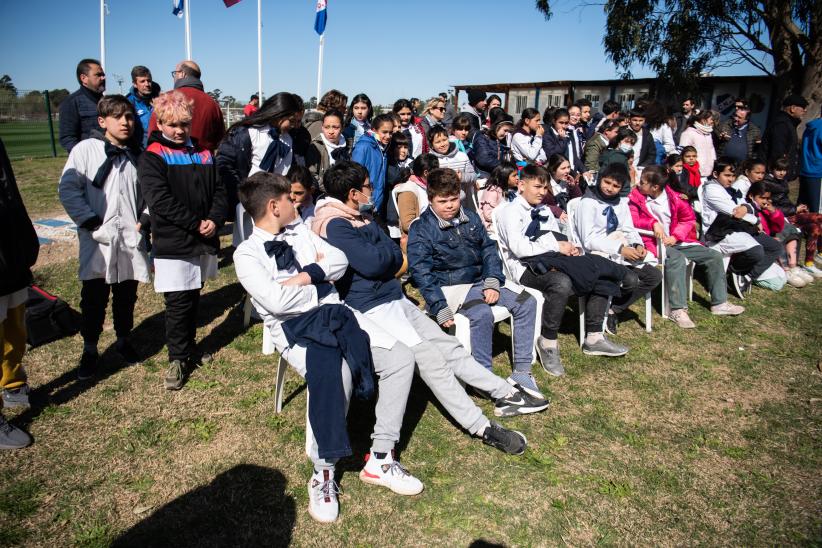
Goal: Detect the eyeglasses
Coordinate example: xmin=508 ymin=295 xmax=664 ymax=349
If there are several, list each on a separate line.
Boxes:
xmin=170 ymin=70 xmax=182 ymax=78
xmin=431 ymin=107 xmax=446 ymax=112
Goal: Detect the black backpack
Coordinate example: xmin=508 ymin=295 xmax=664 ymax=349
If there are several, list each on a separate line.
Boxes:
xmin=24 ymin=285 xmax=81 ymax=348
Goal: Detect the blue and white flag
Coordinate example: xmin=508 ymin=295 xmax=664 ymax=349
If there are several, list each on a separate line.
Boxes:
xmin=314 ymin=0 xmax=327 ymax=35
xmin=172 ymin=0 xmax=184 ymax=18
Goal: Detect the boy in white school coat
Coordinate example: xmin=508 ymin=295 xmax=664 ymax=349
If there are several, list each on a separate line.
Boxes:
xmin=58 ymin=95 xmax=150 ymax=380
xmin=233 ymin=172 xmax=423 ymax=524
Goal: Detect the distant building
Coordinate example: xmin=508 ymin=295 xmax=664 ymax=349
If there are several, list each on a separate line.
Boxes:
xmin=454 ymin=75 xmax=775 ymax=129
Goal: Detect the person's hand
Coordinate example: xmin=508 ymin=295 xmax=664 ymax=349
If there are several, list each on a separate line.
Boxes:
xmin=679 ymin=193 xmax=690 ymax=201
xmin=653 ymin=222 xmax=666 ymax=240
xmin=315 ymin=251 xmax=325 ymax=263
xmin=441 ymin=319 xmax=455 ymax=328
xmin=281 ymin=272 xmax=311 ymax=286
xmin=535 ymin=125 xmax=545 ymax=137
xmin=621 ymin=245 xmax=643 ymax=261
xmin=635 ymin=245 xmax=648 ymax=259
xmin=456 ymin=170 xmax=463 ymax=180
xmin=559 ymin=212 xmax=568 ymax=223
xmin=483 ymin=288 xmax=500 ymax=304
xmin=557 ymin=128 xmax=566 ymax=139
xmin=581 ymin=171 xmax=594 ymax=185
xmin=797 ymin=204 xmax=809 ymax=214
xmin=663 ymin=235 xmax=677 ymax=246
xmin=199 ymin=219 xmax=216 ymax=237
xmin=719 ymin=131 xmax=730 ymax=140
xmin=558 ymin=241 xmax=577 ymax=256
xmin=136 ymin=222 xmax=141 ymax=232
xmin=732 ymin=205 xmax=748 ymax=219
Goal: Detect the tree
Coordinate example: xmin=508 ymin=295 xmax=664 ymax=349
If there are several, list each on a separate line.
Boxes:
xmin=48 ymin=89 xmax=70 ymax=110
xmin=207 ymin=88 xmax=222 ymax=102
xmin=0 ymin=75 xmax=16 ymax=95
xmin=535 ymin=0 xmax=821 ymax=123
xmin=309 ymin=96 xmax=318 ymax=109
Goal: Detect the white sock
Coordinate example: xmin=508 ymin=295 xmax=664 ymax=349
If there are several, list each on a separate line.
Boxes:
xmin=585 ymin=332 xmax=604 ymax=344
xmin=478 ymin=420 xmax=492 ymax=437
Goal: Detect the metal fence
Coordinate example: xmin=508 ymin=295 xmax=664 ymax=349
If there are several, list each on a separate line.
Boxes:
xmin=0 ymin=89 xmax=61 ymax=160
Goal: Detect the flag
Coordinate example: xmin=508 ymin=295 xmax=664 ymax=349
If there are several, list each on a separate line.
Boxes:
xmin=223 ymin=0 xmax=242 ymax=6
xmin=314 ymin=0 xmax=327 ymax=35
xmin=172 ymin=0 xmax=184 ymax=18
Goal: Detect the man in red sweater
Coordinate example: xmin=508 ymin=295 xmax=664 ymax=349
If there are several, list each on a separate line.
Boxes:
xmin=148 ymin=60 xmax=225 ymax=153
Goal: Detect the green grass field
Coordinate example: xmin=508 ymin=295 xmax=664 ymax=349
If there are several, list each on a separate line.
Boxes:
xmin=0 ymin=121 xmax=64 ymax=160
xmin=2 ymin=158 xmax=821 ymax=546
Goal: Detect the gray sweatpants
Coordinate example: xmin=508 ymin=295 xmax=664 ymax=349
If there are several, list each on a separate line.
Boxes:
xmin=666 ymin=244 xmax=727 ymax=309
xmin=402 ymin=303 xmax=512 ymax=436
xmin=283 ymin=341 xmax=415 ymax=469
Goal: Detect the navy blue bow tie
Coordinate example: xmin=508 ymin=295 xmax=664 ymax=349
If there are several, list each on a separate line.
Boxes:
xmin=603 ymin=205 xmax=619 ymax=234
xmin=726 ymin=186 xmax=743 ymax=202
xmin=264 ymin=240 xmax=300 ymax=271
xmin=259 ymin=128 xmax=292 ymax=173
xmin=505 ymin=189 xmax=518 ymax=202
xmin=525 ymin=207 xmax=550 ymax=241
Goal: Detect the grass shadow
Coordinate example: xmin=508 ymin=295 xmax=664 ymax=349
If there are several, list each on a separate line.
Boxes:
xmin=111 ymin=464 xmax=295 ymax=547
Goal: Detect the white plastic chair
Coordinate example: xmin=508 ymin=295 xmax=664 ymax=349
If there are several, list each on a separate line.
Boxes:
xmin=261 ymin=325 xmax=292 ymax=414
xmin=566 ymin=197 xmax=653 ymax=337
xmin=634 ymin=228 xmax=695 ymax=319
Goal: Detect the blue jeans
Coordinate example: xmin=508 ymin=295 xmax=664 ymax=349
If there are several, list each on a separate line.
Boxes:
xmin=458 ymin=282 xmax=537 ymax=373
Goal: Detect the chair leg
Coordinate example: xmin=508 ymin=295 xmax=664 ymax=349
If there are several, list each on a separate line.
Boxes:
xmin=578 ymin=296 xmax=586 ymax=348
xmin=686 ymin=262 xmax=695 ymax=302
xmin=645 ymin=292 xmax=653 ymax=333
xmin=274 ymin=354 xmax=288 ymax=414
xmin=243 ymin=294 xmax=252 ymax=328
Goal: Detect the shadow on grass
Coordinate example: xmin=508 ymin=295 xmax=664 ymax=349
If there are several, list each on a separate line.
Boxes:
xmin=111 ymin=464 xmax=295 ymax=547
xmin=18 ymin=282 xmax=247 ymax=429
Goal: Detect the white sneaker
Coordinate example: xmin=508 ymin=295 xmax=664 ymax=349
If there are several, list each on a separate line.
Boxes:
xmin=668 ymin=309 xmax=696 ymax=328
xmin=785 ymin=269 xmax=809 ymax=288
xmin=359 ymin=451 xmax=424 ymax=496
xmin=307 ymin=469 xmax=340 ymax=523
xmin=802 ymin=264 xmax=822 ymax=279
xmin=791 ymin=266 xmax=814 ymax=284
xmin=710 ymin=302 xmax=745 ymax=316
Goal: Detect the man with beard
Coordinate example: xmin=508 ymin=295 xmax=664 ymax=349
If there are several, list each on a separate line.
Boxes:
xmin=59 ymin=58 xmax=106 ymax=152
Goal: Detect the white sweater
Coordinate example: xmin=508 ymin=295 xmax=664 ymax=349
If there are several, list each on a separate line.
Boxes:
xmin=574 ymin=192 xmax=642 ymax=264
xmin=511 ymin=132 xmax=547 ymax=163
xmin=495 ymin=195 xmax=562 ymax=282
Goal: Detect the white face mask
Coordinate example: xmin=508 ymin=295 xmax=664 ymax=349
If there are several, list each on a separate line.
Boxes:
xmin=619 ymin=143 xmax=633 ymax=153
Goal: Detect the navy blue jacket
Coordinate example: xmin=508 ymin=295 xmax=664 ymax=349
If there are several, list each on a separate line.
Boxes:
xmin=323 ymin=218 xmax=404 ymax=312
xmin=541 ymin=127 xmax=570 ymax=162
xmin=472 ymin=132 xmax=511 ymax=173
xmin=59 ymin=86 xmax=103 ymax=152
xmin=215 ymin=125 xmax=253 ymax=220
xmin=407 ymin=207 xmax=504 ymax=318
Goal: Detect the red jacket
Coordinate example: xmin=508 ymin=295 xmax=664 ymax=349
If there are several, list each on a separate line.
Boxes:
xmin=628 ymin=185 xmax=700 ymax=258
xmin=149 ymin=85 xmax=225 ymax=153
xmin=754 ymin=205 xmax=785 ymax=236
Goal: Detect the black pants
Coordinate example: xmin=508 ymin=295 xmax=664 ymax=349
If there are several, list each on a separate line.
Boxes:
xmin=80 ymin=279 xmax=138 ymax=344
xmin=163 ymin=288 xmax=200 ymax=362
xmin=611 ymin=264 xmax=662 ymax=314
xmin=730 ymin=233 xmax=783 ymax=279
xmin=519 ymin=270 xmax=609 ymax=338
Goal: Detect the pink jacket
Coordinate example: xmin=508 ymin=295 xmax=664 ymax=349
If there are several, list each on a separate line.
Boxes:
xmin=678 ymin=127 xmax=716 ymax=178
xmin=628 ymin=186 xmax=700 ymax=258
xmin=479 ymin=185 xmax=504 ymax=230
xmin=754 ymin=205 xmax=785 ymax=236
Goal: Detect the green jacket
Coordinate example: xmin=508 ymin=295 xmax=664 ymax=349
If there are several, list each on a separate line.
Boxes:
xmin=584 ymin=133 xmax=610 ymax=172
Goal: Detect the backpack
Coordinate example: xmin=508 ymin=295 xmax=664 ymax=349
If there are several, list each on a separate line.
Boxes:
xmin=24 ymin=285 xmax=81 ymax=348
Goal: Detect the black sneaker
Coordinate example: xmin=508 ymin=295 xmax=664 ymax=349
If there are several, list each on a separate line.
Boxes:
xmin=115 ymin=340 xmax=141 ymax=365
xmin=605 ymin=313 xmax=618 ymax=335
xmin=494 ymin=385 xmax=550 ymax=417
xmin=482 ymin=421 xmax=527 ymax=455
xmin=76 ymin=350 xmax=100 ymax=381
xmin=2 ymin=385 xmax=30 ymax=410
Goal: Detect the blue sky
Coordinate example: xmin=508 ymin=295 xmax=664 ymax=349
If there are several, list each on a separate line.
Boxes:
xmin=0 ymin=0 xmax=766 ymax=105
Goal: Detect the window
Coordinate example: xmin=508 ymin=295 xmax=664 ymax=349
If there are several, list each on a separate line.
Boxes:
xmin=515 ymin=95 xmax=528 ymax=113
xmin=584 ymin=94 xmax=601 ymax=109
xmin=552 ymin=95 xmax=563 ymax=106
xmin=617 ymin=93 xmax=636 ymax=110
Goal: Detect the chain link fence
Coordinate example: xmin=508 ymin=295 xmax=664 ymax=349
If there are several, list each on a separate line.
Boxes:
xmin=0 ymin=89 xmax=62 ymax=160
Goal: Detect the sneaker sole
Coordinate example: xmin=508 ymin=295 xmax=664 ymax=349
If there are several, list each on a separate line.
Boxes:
xmin=711 ymin=310 xmax=744 ymax=316
xmin=77 ymin=371 xmax=96 ymax=381
xmin=494 ymin=403 xmax=550 ymax=417
xmin=358 ymin=469 xmax=424 ymax=496
xmin=582 ymin=348 xmax=628 ymax=357
xmin=541 ymin=364 xmax=566 ymax=377
xmin=164 ymin=380 xmax=184 ymax=391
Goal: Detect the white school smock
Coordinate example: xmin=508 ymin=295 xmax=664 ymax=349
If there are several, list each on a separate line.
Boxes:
xmin=701 ymin=181 xmax=760 ymax=254
xmin=495 ymin=195 xmax=562 ymax=282
xmin=511 ymin=132 xmax=547 ymax=163
xmin=0 ymin=288 xmax=28 ymax=323
xmin=58 ymin=139 xmax=150 ymax=284
xmin=248 ymin=125 xmax=294 ymax=176
xmin=153 ymin=255 xmax=218 ymax=293
xmin=574 ymin=191 xmax=649 ymax=265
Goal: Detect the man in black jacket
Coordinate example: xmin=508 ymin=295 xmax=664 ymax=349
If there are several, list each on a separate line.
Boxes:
xmin=762 ymin=94 xmax=808 ymax=181
xmin=59 ymin=59 xmax=106 ymax=152
xmin=628 ymin=109 xmax=655 ymax=168
xmin=0 ymin=138 xmax=38 ymax=449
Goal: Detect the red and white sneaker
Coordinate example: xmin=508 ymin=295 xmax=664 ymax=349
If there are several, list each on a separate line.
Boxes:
xmin=307 ymin=469 xmax=340 ymax=523
xmin=359 ymin=451 xmax=424 ymax=496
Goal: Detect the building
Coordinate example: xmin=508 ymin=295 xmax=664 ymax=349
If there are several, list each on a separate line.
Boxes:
xmin=454 ymin=75 xmax=775 ymax=129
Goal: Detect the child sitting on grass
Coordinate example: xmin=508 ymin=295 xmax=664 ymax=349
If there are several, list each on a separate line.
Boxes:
xmin=58 ymin=95 xmax=150 ymax=380
xmin=407 ymin=168 xmax=543 ymax=396
xmin=138 ymin=90 xmax=227 ymax=390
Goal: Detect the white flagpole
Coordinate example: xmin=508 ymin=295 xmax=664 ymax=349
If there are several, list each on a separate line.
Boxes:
xmin=316 ymin=34 xmax=324 ymax=102
xmin=184 ymin=0 xmax=192 ymax=59
xmin=100 ymin=0 xmax=106 ymax=69
xmin=257 ymin=0 xmax=263 ymax=102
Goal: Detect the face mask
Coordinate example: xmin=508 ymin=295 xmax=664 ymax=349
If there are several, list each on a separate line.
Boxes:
xmin=619 ymin=143 xmax=633 ymax=153
xmin=357 ymin=195 xmax=374 ymax=214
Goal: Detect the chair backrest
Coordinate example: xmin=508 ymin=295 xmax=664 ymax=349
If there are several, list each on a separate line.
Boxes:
xmin=565 ymin=197 xmax=583 ymax=247
xmin=490 ymin=204 xmax=516 ymax=281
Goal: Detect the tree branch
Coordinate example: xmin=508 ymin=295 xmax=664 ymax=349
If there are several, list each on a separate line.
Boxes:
xmin=725 ymin=18 xmax=774 ymax=55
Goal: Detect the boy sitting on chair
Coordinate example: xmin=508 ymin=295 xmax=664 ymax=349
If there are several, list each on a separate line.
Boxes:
xmin=406 ymin=168 xmax=543 ymax=397
xmin=233 ymin=172 xmax=422 ymax=524
xmin=312 ymin=161 xmax=548 ymax=457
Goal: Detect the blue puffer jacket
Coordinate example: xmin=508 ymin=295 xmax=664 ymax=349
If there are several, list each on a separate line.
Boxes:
xmin=126 ymin=87 xmax=154 ymax=149
xmin=407 ymin=207 xmax=504 ymax=318
xmin=471 ymin=132 xmax=511 ymax=174
xmin=351 ymin=132 xmax=387 ymax=216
